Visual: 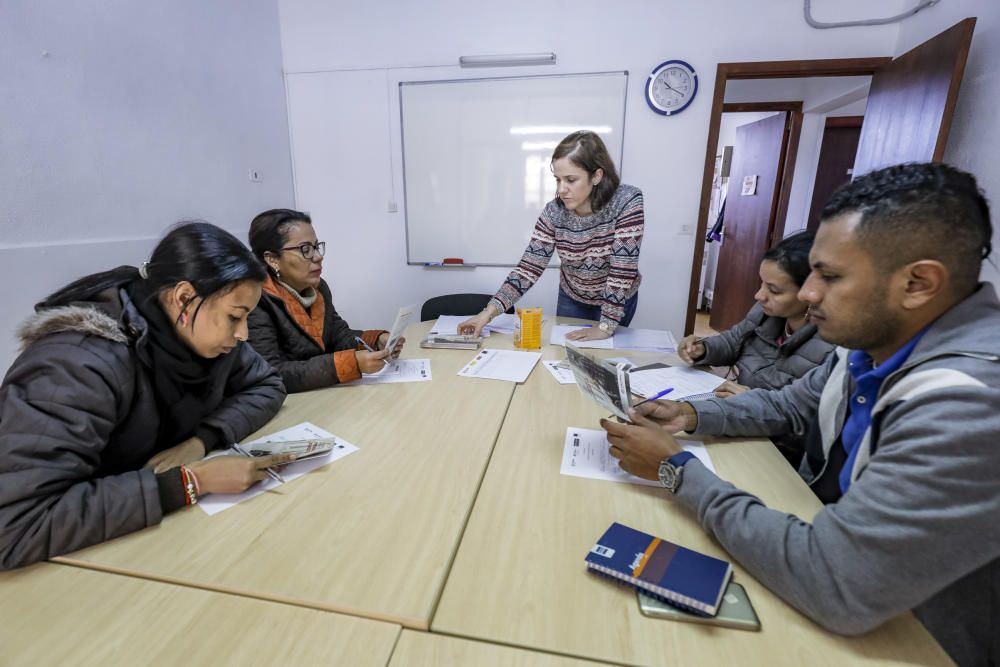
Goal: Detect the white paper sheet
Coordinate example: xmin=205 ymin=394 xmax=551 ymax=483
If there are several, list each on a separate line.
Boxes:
xmin=457 ymin=349 xmax=541 ymax=382
xmin=357 ymin=358 xmax=432 ymax=384
xmin=429 ymin=315 xmax=489 ymax=336
xmin=542 ymin=360 xmax=576 ymax=384
xmin=384 ymin=303 xmax=419 ymax=351
xmin=484 ymin=313 xmax=520 ymax=334
xmin=560 ymin=427 xmax=716 ymax=487
xmin=199 ymin=422 xmax=358 ymax=515
xmin=628 ymin=365 xmax=725 ymax=400
xmin=612 ymin=327 xmax=677 ymax=352
xmin=550 ymin=324 xmax=614 ymax=349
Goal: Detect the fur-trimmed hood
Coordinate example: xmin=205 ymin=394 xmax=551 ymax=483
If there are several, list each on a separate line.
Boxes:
xmin=17 ymin=305 xmax=128 ymax=350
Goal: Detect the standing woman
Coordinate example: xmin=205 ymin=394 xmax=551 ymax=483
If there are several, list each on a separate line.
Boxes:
xmin=247 ymin=209 xmax=400 ymax=393
xmin=0 ymin=222 xmax=290 ymax=570
xmin=459 ymin=131 xmax=644 ymax=341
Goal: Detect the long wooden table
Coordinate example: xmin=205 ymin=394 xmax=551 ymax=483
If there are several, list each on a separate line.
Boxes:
xmin=56 ymin=321 xmax=516 ymax=629
xmin=1 ymin=562 xmax=399 ymax=665
xmin=431 ymin=322 xmax=952 ymax=666
xmin=50 ymin=317 xmax=950 ymax=664
xmin=389 ymin=630 xmax=613 ymax=666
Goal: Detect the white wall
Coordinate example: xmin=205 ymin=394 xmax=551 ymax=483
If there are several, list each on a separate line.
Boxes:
xmin=0 ymin=1 xmax=294 ymax=370
xmin=893 ymin=4 xmax=1000 ymax=287
xmin=279 ymin=0 xmax=904 ymax=337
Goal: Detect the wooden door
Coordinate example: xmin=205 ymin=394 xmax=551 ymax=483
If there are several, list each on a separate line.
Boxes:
xmin=710 ymin=112 xmax=788 ymax=332
xmin=807 ymin=117 xmax=863 ymax=231
xmin=853 ymin=17 xmax=975 ymax=177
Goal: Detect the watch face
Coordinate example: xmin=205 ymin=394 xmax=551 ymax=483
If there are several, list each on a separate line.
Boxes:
xmin=658 ymin=461 xmax=679 ymax=491
xmin=646 ymin=60 xmax=697 ymax=116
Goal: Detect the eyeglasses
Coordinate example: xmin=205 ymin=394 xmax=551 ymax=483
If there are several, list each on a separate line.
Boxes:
xmin=280 ymin=241 xmax=326 ymax=260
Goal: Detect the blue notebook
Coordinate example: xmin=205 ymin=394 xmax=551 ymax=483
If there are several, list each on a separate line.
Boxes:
xmin=585 ymin=522 xmax=733 ymax=616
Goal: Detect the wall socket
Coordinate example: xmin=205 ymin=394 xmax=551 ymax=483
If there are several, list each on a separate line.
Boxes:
xmin=678 ymin=223 xmax=694 ymax=235
xmin=248 ymin=169 xmax=263 ymax=182
xmin=387 ymin=200 xmax=398 ymax=213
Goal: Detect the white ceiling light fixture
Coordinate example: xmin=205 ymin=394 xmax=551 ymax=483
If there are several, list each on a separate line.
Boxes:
xmin=459 ymin=52 xmax=557 ymax=68
xmin=510 ymin=125 xmax=613 ymax=136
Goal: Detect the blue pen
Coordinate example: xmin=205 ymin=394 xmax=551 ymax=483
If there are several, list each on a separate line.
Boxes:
xmin=355 ymin=336 xmax=391 ymax=366
xmin=631 ymin=387 xmax=675 ymax=409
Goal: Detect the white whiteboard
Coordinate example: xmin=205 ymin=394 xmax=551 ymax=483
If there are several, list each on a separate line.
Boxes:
xmin=400 ymin=72 xmax=628 ymax=266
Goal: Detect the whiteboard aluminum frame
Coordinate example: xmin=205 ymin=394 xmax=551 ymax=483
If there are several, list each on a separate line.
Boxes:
xmin=399 ymin=70 xmax=629 ymax=267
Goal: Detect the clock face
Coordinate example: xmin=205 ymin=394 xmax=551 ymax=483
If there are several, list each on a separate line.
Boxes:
xmin=645 ymin=60 xmax=698 ymax=116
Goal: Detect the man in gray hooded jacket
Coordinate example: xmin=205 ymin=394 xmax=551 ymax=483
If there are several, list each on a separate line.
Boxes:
xmin=603 ymin=163 xmax=998 ymax=667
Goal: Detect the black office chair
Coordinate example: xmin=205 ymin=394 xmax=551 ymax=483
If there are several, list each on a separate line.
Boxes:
xmin=420 ymin=293 xmax=512 ymax=321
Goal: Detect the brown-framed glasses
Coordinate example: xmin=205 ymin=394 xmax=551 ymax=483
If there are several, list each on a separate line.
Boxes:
xmin=280 ymin=241 xmax=326 ymax=260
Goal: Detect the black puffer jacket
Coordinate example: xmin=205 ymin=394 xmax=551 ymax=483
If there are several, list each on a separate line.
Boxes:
xmin=697 ymin=304 xmax=834 ymax=390
xmin=0 ymin=286 xmax=285 ymax=570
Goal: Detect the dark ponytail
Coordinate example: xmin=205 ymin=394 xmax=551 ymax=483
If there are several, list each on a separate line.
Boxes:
xmin=40 ymin=222 xmax=267 ymax=323
xmin=763 ymin=230 xmax=815 ymax=288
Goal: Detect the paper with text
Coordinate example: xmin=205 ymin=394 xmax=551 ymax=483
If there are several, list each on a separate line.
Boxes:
xmin=199 ymin=422 xmax=358 ymax=515
xmin=560 ymin=427 xmax=716 ymax=487
xmin=550 ymin=324 xmax=614 ymax=349
xmin=358 ymin=358 xmax=432 ymax=384
xmin=457 ymin=349 xmax=541 ymax=382
xmin=384 ymin=303 xmax=419 ymax=352
xmin=612 ymin=327 xmax=677 ymax=352
xmin=629 ymin=365 xmax=725 ymax=400
xmin=429 ymin=315 xmax=489 ymax=337
xmin=542 ymin=360 xmax=576 ymax=384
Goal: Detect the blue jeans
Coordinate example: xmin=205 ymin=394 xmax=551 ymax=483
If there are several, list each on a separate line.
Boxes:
xmin=556 ymin=288 xmax=638 ymax=328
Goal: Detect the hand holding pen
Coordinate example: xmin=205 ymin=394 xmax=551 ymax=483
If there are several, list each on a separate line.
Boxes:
xmin=677 ymin=335 xmax=706 ymax=365
xmin=233 ymin=443 xmax=287 ymax=484
xmin=355 ymin=336 xmax=391 ymax=371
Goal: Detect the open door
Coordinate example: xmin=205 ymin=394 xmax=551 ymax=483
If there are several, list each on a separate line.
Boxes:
xmin=853 ymin=17 xmax=975 ymax=177
xmin=709 ymin=112 xmax=788 ymax=332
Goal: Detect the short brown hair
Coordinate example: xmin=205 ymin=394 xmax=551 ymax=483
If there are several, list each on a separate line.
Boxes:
xmin=551 ymin=131 xmax=620 ymax=212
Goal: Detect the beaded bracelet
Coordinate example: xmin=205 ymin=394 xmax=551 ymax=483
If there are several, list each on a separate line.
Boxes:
xmin=180 ymin=466 xmax=198 ymax=506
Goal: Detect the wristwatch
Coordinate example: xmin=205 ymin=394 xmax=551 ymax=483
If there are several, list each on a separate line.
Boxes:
xmin=658 ymin=451 xmax=696 ymax=494
xmin=598 ymin=321 xmax=612 ymax=334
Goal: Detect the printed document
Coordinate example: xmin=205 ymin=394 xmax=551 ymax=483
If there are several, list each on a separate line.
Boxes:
xmin=565 ymin=344 xmax=633 ymax=420
xmin=612 ymin=327 xmax=677 ymax=352
xmin=560 ymin=427 xmax=716 ymax=487
xmin=457 ymin=349 xmax=541 ymax=382
xmin=358 ymin=358 xmax=432 ymax=384
xmin=429 ymin=315 xmax=488 ymax=336
xmin=542 ymin=360 xmax=576 ymax=384
xmin=384 ymin=303 xmax=419 ymax=351
xmin=199 ymin=422 xmax=358 ymax=515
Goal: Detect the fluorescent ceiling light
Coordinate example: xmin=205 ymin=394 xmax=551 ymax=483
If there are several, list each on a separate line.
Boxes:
xmin=510 ymin=125 xmax=613 ymax=136
xmin=459 ymin=52 xmax=556 ymax=68
xmin=521 ymin=141 xmax=559 ymax=151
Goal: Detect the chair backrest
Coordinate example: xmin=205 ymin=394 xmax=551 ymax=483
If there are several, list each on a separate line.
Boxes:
xmin=420 ymin=293 xmax=494 ymax=321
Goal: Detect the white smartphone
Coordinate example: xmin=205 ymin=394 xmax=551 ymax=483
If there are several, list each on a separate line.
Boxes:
xmin=637 ymin=581 xmax=761 ymax=631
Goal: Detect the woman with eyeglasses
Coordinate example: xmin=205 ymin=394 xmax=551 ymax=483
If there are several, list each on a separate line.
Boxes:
xmin=0 ymin=222 xmax=291 ymax=570
xmin=247 ymin=208 xmax=401 ymax=393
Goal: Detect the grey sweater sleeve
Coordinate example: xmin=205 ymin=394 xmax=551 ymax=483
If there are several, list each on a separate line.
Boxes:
xmin=673 ymin=377 xmax=1000 ymax=635
xmin=689 ymin=351 xmax=836 ymax=438
xmin=697 ymin=308 xmax=760 ymax=368
xmin=0 ymin=338 xmax=162 ymax=570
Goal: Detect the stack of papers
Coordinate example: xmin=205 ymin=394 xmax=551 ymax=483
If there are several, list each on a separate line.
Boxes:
xmin=199 ymin=422 xmax=358 ymax=515
xmin=484 ymin=313 xmax=520 ymax=335
xmin=560 ymin=427 xmax=716 ymax=488
xmin=457 ymin=349 xmax=541 ymax=382
xmin=549 ymin=325 xmax=677 ymax=352
xmin=628 ymin=364 xmax=725 ymax=400
xmin=429 ymin=315 xmax=486 ymax=336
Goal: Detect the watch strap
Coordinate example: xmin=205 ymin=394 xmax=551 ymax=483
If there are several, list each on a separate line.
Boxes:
xmin=668 ymin=451 xmax=696 ymax=467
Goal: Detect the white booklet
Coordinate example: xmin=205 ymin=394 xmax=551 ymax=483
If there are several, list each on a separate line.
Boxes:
xmin=457 ymin=349 xmax=541 ymax=382
xmin=199 ymin=422 xmax=358 ymax=515
xmin=384 ymin=303 xmax=419 ymax=351
xmin=429 ymin=314 xmax=489 ymax=337
xmin=483 ymin=313 xmax=520 ymax=334
xmin=560 ymin=427 xmax=716 ymax=487
xmin=565 ymin=343 xmax=633 ymax=420
xmin=550 ymin=324 xmax=614 ymax=349
xmin=628 ymin=364 xmax=725 ymax=400
xmin=358 ymin=358 xmax=432 ymax=384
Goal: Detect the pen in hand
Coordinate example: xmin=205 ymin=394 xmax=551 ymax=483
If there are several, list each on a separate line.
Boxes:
xmin=630 ymin=387 xmax=675 ymax=410
xmin=355 ymin=335 xmax=391 ymax=367
xmin=232 ymin=443 xmax=286 ymax=484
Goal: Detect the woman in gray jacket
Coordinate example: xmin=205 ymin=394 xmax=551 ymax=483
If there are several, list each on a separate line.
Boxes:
xmin=0 ymin=222 xmax=291 ymax=570
xmin=680 ymin=230 xmax=834 ymax=396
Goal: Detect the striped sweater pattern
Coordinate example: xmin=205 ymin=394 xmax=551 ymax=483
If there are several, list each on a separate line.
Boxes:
xmin=490 ymin=183 xmax=644 ymax=329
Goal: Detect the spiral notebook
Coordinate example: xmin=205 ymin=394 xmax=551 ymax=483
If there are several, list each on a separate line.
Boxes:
xmin=585 ymin=522 xmax=733 ymax=616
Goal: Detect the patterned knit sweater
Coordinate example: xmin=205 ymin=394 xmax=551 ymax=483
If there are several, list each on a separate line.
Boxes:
xmin=489 ymin=183 xmax=644 ymax=330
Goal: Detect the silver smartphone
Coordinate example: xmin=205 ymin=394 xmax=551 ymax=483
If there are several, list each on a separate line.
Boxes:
xmin=637 ymin=581 xmax=761 ymax=631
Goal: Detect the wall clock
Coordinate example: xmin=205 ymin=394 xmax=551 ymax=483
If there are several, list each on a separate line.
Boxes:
xmin=645 ymin=59 xmax=698 ymax=116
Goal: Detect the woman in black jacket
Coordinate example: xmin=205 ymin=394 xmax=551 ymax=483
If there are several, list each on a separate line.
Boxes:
xmin=0 ymin=222 xmax=291 ymax=570
xmin=246 ymin=209 xmax=401 ymax=393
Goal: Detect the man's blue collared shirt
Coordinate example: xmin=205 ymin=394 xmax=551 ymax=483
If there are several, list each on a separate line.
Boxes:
xmin=839 ymin=330 xmax=927 ymax=493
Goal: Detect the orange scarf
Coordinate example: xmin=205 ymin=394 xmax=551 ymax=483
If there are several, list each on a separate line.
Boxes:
xmin=262 ymin=276 xmax=326 ymax=350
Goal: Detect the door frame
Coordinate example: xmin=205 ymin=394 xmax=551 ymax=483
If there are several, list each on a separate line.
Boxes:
xmin=684 ymin=57 xmax=891 ymax=335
